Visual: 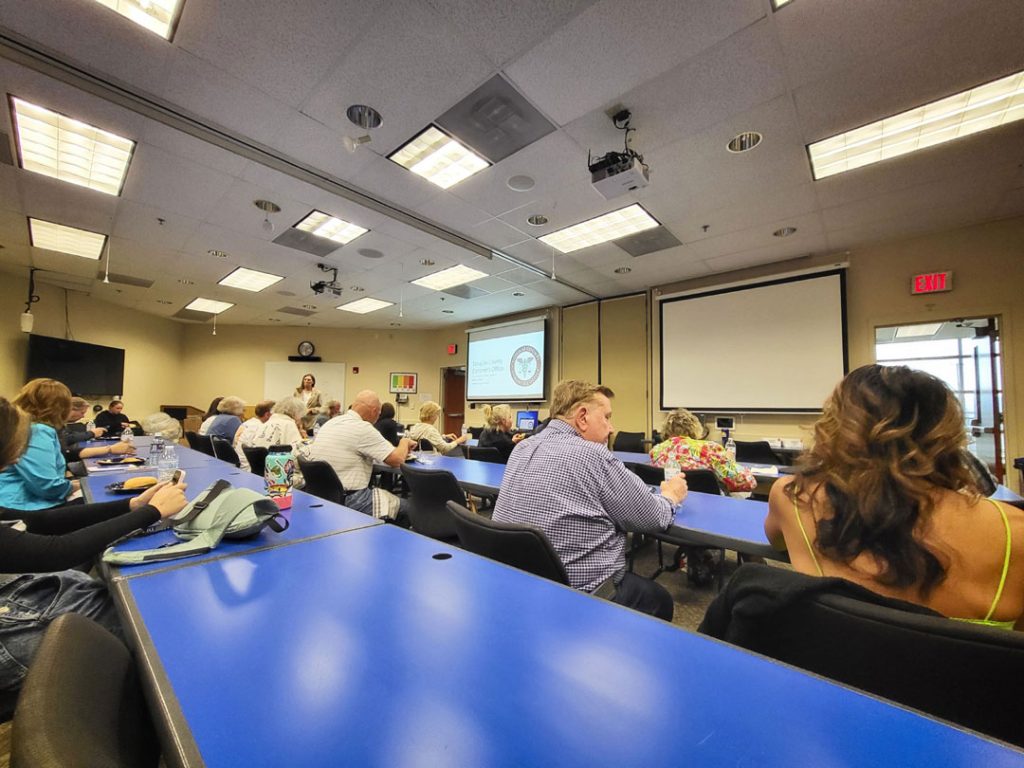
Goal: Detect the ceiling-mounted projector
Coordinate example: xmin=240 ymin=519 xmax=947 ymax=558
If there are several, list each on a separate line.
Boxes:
xmin=588 ymin=108 xmax=650 ymax=200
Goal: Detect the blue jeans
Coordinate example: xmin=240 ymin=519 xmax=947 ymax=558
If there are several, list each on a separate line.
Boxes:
xmin=0 ymin=571 xmax=122 ymax=695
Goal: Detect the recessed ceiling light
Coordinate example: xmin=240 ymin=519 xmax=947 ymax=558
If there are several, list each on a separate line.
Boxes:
xmin=156 ymin=299 xmax=173 ymax=305
xmin=337 ymin=297 xmax=394 ymax=314
xmin=295 ymin=210 xmax=368 ymax=245
xmin=185 ymin=298 xmax=234 ymax=314
xmin=177 ymin=278 xmax=194 ymax=285
xmin=358 ymin=248 xmax=384 ymax=259
xmin=28 ymin=218 xmax=107 ymax=260
xmin=507 ymin=174 xmax=535 ymax=192
xmin=349 ymin=286 xmax=365 ymax=292
xmin=389 ymin=126 xmax=490 ymax=189
xmin=538 ymin=203 xmax=659 ymax=254
xmin=727 ymin=131 xmax=763 ymax=153
xmin=512 ymin=291 xmax=526 ymax=297
xmin=390 ymin=322 xmax=402 ymax=327
xmin=442 ymin=309 xmax=454 ymax=314
xmin=268 ymin=318 xmax=281 ymax=323
xmin=773 ymin=227 xmax=797 ymax=237
xmin=808 ymin=68 xmax=1024 ymax=180
xmin=208 ymin=249 xmax=228 ymax=258
xmin=89 ymin=0 xmax=186 ymax=39
xmin=614 ymin=266 xmax=632 ymax=274
xmin=218 ymin=267 xmax=283 ymax=292
xmin=253 ymin=199 xmax=281 ymax=214
xmin=895 ymin=323 xmax=943 ymax=339
xmin=419 ymin=258 xmax=436 ymax=266
xmin=527 ymin=214 xmax=549 ymax=226
xmin=346 ymin=104 xmax=383 ymax=130
xmin=412 ymin=264 xmax=488 ymax=291
xmin=12 ymin=97 xmax=135 ymax=196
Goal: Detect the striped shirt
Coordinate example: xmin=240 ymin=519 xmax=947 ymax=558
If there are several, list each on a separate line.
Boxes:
xmin=308 ymin=410 xmax=394 ymax=491
xmin=493 ymin=419 xmax=675 ymax=592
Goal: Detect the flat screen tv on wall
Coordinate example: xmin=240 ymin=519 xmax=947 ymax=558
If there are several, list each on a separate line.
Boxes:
xmin=25 ymin=334 xmax=125 ymax=395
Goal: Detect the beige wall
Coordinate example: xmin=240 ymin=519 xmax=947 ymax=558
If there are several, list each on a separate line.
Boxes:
xmin=600 ymin=294 xmax=649 ymax=435
xmin=0 ymin=274 xmax=184 ymax=417
xmin=561 ymin=303 xmax=599 ymax=383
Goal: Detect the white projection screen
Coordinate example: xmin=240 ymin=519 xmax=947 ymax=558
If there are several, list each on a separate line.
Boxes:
xmin=467 ymin=317 xmax=546 ymax=401
xmin=660 ymin=271 xmax=847 ymax=412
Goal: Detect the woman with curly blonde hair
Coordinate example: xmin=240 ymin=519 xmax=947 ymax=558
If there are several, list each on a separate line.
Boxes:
xmin=650 ymin=408 xmax=755 ymax=493
xmin=765 ymin=365 xmax=1024 ymax=629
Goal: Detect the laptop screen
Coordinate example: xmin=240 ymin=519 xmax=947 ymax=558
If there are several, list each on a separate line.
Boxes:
xmin=516 ymin=410 xmax=539 ymax=431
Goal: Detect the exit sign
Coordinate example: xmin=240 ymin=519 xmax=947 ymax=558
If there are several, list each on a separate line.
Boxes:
xmin=911 ymin=271 xmax=952 ymax=295
xmin=447 ymin=343 xmax=458 ymax=355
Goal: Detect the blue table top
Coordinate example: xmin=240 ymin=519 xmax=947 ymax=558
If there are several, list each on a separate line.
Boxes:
xmin=406 ymin=454 xmax=506 ymax=495
xmin=82 ymin=444 xmax=218 ymax=474
xmin=120 ymin=524 xmax=1024 ymax=768
xmin=669 ymin=490 xmax=777 ymax=557
xmin=86 ymin=463 xmax=381 ymax=579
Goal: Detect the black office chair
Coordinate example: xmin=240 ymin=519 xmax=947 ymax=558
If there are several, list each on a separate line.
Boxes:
xmin=241 ymin=445 xmax=268 ymax=477
xmin=651 ymin=430 xmax=662 ymax=445
xmin=418 ymin=438 xmax=435 ymax=451
xmin=734 ymin=440 xmax=784 ymax=465
xmin=210 ymin=437 xmax=241 ymax=467
xmin=466 ymin=446 xmax=504 ymax=464
xmin=468 ymin=426 xmax=484 ymax=439
xmin=185 ymin=430 xmax=216 ymax=457
xmin=400 ymin=464 xmax=466 ymax=540
xmin=11 ymin=613 xmax=159 ymax=768
xmin=612 ymin=431 xmax=645 ymax=452
xmin=700 ymin=564 xmax=1024 ymax=747
xmin=624 ymin=461 xmax=664 ymax=485
xmin=649 ymin=468 xmax=725 ymax=584
xmin=297 ymin=457 xmax=347 ymax=505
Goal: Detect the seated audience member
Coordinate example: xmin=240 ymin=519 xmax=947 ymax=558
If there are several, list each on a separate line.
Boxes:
xmin=314 ymin=400 xmax=342 ymax=428
xmin=478 ymin=404 xmax=525 ymax=462
xmin=295 ymin=373 xmax=323 ymax=433
xmin=233 ymin=399 xmax=274 ymax=470
xmin=308 ymin=390 xmax=416 ymax=520
xmin=60 ymin=397 xmax=106 ymax=445
xmin=250 ymin=398 xmax=306 ymax=453
xmin=650 ymin=408 xmax=756 ymax=494
xmin=0 ymin=397 xmax=187 ymax=696
xmin=59 ymin=398 xmax=135 ymax=466
xmin=205 ymin=396 xmax=245 ymax=442
xmin=493 ymin=380 xmax=687 ymax=621
xmin=373 ymin=402 xmax=402 ymax=446
xmin=94 ymin=400 xmax=140 ymax=435
xmin=140 ymin=412 xmax=183 ymax=442
xmin=197 ymin=397 xmax=224 ymax=436
xmin=0 ymin=379 xmax=75 ymax=511
xmin=765 ymin=365 xmax=1024 ymax=630
xmin=407 ymin=401 xmax=468 ymax=454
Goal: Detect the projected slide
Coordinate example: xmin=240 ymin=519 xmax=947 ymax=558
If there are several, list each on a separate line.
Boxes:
xmin=468 ymin=319 xmax=546 ymax=401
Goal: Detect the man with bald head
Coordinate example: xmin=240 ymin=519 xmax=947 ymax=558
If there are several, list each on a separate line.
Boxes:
xmin=308 ymin=389 xmax=416 ymax=520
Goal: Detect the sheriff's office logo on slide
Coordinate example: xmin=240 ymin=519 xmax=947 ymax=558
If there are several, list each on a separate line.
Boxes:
xmin=510 ymin=345 xmax=542 ymax=387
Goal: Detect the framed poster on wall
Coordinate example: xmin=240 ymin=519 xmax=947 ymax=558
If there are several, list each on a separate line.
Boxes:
xmin=389 ymin=372 xmax=418 ymax=394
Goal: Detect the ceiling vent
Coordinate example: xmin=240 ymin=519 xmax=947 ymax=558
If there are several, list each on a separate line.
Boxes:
xmin=441 ymin=284 xmax=489 ymax=300
xmin=94 ymin=270 xmax=154 ymax=288
xmin=615 ymin=226 xmax=682 ymax=257
xmin=278 ymin=306 xmax=318 ymax=316
xmin=273 ymin=228 xmax=340 ymax=258
xmin=435 ymin=74 xmax=556 ymax=164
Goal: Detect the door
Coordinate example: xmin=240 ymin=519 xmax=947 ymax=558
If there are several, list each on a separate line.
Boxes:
xmin=442 ymin=367 xmax=466 ymax=436
xmin=967 ymin=319 xmax=1003 ymax=481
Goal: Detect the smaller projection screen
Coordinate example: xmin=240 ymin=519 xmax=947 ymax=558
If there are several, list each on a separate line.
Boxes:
xmin=660 ymin=271 xmax=847 ymax=412
xmin=467 ymin=318 xmax=546 ymax=401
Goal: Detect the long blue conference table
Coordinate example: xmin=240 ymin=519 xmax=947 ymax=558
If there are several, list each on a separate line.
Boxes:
xmin=83 ymin=443 xmax=1024 ymax=766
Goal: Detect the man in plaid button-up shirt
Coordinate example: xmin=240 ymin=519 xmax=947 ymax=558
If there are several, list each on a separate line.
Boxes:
xmin=494 ymin=380 xmax=688 ymax=620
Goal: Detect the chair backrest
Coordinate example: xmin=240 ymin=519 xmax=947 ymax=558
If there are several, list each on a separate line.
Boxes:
xmin=418 ymin=438 xmax=435 ymax=452
xmin=185 ymin=430 xmax=216 ymax=457
xmin=702 ymin=564 xmax=1024 ymax=747
xmin=468 ymin=426 xmax=484 ymax=439
xmin=241 ymin=445 xmax=268 ymax=477
xmin=612 ymin=431 xmax=645 ymax=452
xmin=211 ymin=437 xmax=241 ymax=467
xmin=12 ymin=613 xmax=159 ymax=768
xmin=679 ymin=468 xmax=722 ymax=495
xmin=467 ymin=446 xmax=504 ymax=464
xmin=624 ymin=461 xmax=664 ymax=485
xmin=400 ymin=464 xmax=465 ymax=540
xmin=296 ymin=457 xmax=346 ymax=504
xmin=446 ymin=501 xmax=570 ymax=585
xmin=734 ymin=440 xmax=784 ymax=465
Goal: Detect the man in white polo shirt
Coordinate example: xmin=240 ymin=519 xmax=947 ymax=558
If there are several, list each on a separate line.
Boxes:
xmin=308 ymin=389 xmax=416 ymax=520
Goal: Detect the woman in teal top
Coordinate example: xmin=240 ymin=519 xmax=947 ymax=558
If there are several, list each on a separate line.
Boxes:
xmin=765 ymin=365 xmax=1023 ymax=630
xmin=0 ymin=379 xmax=73 ymax=511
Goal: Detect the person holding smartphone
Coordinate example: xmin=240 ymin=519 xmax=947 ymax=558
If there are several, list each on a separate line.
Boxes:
xmin=0 ymin=397 xmax=188 ymax=699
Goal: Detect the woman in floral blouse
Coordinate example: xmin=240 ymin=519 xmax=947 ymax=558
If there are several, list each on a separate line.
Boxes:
xmin=650 ymin=408 xmax=756 ymax=494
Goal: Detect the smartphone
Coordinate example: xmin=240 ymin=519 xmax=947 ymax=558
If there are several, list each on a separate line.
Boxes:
xmin=171 ymin=469 xmax=185 ymax=485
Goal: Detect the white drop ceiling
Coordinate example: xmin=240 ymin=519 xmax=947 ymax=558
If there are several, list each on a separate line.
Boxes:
xmin=0 ymin=0 xmax=1022 ymax=330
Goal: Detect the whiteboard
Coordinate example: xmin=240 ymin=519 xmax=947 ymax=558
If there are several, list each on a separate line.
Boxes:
xmin=659 ymin=271 xmax=846 ymax=412
xmin=263 ymin=362 xmax=346 ymax=407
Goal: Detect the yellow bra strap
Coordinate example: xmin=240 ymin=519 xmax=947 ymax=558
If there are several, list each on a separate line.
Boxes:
xmin=983 ymin=499 xmax=1012 ymax=621
xmin=793 ymin=499 xmax=824 ymax=577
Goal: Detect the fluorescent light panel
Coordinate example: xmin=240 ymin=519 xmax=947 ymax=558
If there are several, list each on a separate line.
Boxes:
xmin=389 ymin=126 xmax=489 ymax=189
xmin=538 ymin=204 xmax=659 ymax=254
xmin=771 ymin=0 xmax=793 ymax=8
xmin=337 ymin=298 xmax=394 ymax=314
xmin=294 ymin=210 xmax=368 ymax=245
xmin=808 ymin=69 xmax=1024 ymax=179
xmin=412 ymin=264 xmax=488 ymax=291
xmin=185 ymin=298 xmax=234 ymax=314
xmin=894 ymin=323 xmax=943 ymax=339
xmin=29 ymin=218 xmax=107 ymax=260
xmin=218 ymin=267 xmax=283 ymax=292
xmin=11 ymin=97 xmax=135 ymax=196
xmin=90 ymin=0 xmax=186 ymax=40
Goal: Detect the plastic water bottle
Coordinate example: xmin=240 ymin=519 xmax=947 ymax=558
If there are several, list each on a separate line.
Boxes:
xmin=86 ymin=418 xmax=96 ymax=433
xmin=157 ymin=444 xmax=178 ymax=482
xmin=664 ymin=458 xmax=681 ymax=481
xmin=725 ymin=436 xmax=737 ymax=460
xmin=121 ymin=425 xmax=134 ymax=443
